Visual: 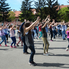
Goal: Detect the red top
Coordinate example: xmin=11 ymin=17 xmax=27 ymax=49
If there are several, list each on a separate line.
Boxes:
xmin=39 ymin=26 xmax=42 ymax=32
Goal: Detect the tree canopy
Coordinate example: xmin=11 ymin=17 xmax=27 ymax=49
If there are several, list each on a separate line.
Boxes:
xmin=0 ymin=0 xmax=11 ymax=23
xmin=7 ymin=11 xmax=15 ymax=22
xmin=58 ymin=7 xmax=69 ymax=22
xmin=19 ymin=0 xmax=35 ymax=22
xmin=34 ymin=0 xmax=59 ymax=21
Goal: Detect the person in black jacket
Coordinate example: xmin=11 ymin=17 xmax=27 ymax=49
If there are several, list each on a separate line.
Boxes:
xmin=20 ymin=19 xmax=28 ymax=54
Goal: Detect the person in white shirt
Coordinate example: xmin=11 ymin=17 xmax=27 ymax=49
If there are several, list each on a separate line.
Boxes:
xmin=61 ymin=22 xmax=67 ymax=40
xmin=9 ymin=25 xmax=17 ymax=48
xmin=56 ymin=24 xmax=62 ymax=37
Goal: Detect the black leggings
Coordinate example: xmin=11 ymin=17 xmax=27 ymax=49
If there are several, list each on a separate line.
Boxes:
xmin=5 ymin=34 xmax=8 ymax=40
xmin=50 ymin=31 xmax=53 ymax=40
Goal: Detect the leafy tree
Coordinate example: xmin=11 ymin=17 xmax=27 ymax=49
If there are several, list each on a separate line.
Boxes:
xmin=0 ymin=0 xmax=11 ymax=23
xmin=19 ymin=10 xmax=34 ymax=22
xmin=7 ymin=11 xmax=15 ymax=22
xmin=19 ymin=0 xmax=35 ymax=21
xmin=34 ymin=0 xmax=47 ymax=9
xmin=58 ymin=7 xmax=69 ymax=22
xmin=34 ymin=0 xmax=59 ymax=21
xmin=46 ymin=0 xmax=59 ymax=21
xmin=21 ymin=0 xmax=32 ymax=12
xmin=34 ymin=0 xmax=47 ymax=20
xmin=0 ymin=11 xmax=2 ymax=21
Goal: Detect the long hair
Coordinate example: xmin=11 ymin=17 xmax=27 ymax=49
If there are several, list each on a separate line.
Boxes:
xmin=9 ymin=25 xmax=12 ymax=28
xmin=25 ymin=22 xmax=30 ymax=27
xmin=17 ymin=26 xmax=19 ymax=30
xmin=25 ymin=22 xmax=31 ymax=34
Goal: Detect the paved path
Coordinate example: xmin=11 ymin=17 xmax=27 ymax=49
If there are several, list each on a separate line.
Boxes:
xmin=0 ymin=36 xmax=69 ymax=69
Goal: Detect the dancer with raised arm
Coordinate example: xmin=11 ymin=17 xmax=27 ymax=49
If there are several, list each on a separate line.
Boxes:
xmin=23 ymin=17 xmax=40 ymax=66
xmin=41 ymin=15 xmax=50 ymax=56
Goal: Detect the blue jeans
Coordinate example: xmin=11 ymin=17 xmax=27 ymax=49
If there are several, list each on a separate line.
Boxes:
xmin=21 ymin=37 xmax=28 ymax=53
xmin=29 ymin=45 xmax=35 ymax=63
xmin=62 ymin=30 xmax=66 ymax=39
xmin=0 ymin=35 xmax=6 ymax=45
xmin=34 ymin=30 xmax=37 ymax=38
xmin=11 ymin=37 xmax=16 ymax=46
xmin=58 ymin=30 xmax=62 ymax=36
xmin=52 ymin=30 xmax=56 ymax=38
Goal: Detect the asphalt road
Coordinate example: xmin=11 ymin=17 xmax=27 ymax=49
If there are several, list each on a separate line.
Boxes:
xmin=0 ymin=35 xmax=69 ymax=69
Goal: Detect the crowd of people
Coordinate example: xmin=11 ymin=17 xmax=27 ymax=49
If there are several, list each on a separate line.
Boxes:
xmin=0 ymin=15 xmax=69 ymax=66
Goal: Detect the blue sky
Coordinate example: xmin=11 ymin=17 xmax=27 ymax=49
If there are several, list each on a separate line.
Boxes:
xmin=6 ymin=0 xmax=69 ymax=11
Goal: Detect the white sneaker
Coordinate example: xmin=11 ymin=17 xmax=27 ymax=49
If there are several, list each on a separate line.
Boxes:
xmin=43 ymin=53 xmax=46 ymax=56
xmin=45 ymin=53 xmax=49 ymax=56
xmin=66 ymin=48 xmax=69 ymax=51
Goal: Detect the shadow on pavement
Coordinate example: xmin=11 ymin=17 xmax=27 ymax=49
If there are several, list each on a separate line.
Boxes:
xmin=35 ymin=47 xmax=66 ymax=50
xmin=49 ymin=54 xmax=69 ymax=57
xmin=36 ymin=63 xmax=69 ymax=68
xmin=35 ymin=53 xmax=43 ymax=55
xmin=16 ymin=46 xmax=23 ymax=49
xmin=0 ymin=49 xmax=8 ymax=50
xmin=35 ymin=47 xmax=43 ymax=50
xmin=51 ymin=40 xmax=67 ymax=42
xmin=49 ymin=47 xmax=66 ymax=49
xmin=34 ymin=43 xmax=43 ymax=45
xmin=35 ymin=52 xmax=69 ymax=57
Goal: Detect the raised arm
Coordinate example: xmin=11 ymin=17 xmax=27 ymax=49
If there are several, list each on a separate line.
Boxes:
xmin=25 ymin=17 xmax=40 ymax=32
xmin=42 ymin=18 xmax=50 ymax=28
xmin=45 ymin=15 xmax=50 ymax=21
xmin=10 ymin=25 xmax=15 ymax=30
xmin=48 ymin=19 xmax=55 ymax=28
xmin=65 ymin=22 xmax=69 ymax=25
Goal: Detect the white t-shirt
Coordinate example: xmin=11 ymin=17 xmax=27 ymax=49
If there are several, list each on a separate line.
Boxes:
xmin=61 ymin=25 xmax=67 ymax=31
xmin=56 ymin=25 xmax=61 ymax=30
xmin=10 ymin=28 xmax=15 ymax=37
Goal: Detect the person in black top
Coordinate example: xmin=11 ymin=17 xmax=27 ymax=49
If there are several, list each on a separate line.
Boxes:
xmin=41 ymin=15 xmax=50 ymax=56
xmin=23 ymin=17 xmax=40 ymax=66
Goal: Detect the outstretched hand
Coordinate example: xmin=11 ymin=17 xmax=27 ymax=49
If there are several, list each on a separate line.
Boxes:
xmin=24 ymin=19 xmax=26 ymax=22
xmin=52 ymin=19 xmax=55 ymax=23
xmin=48 ymin=18 xmax=50 ymax=22
xmin=45 ymin=15 xmax=50 ymax=21
xmin=37 ymin=16 xmax=41 ymax=21
xmin=37 ymin=16 xmax=40 ymax=20
xmin=47 ymin=15 xmax=50 ymax=18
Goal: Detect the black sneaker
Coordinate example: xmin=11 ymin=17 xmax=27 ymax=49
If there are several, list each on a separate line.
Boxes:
xmin=63 ymin=38 xmax=66 ymax=40
xmin=23 ymin=52 xmax=29 ymax=54
xmin=29 ymin=62 xmax=37 ymax=66
xmin=32 ymin=62 xmax=37 ymax=66
xmin=17 ymin=44 xmax=19 ymax=46
xmin=21 ymin=45 xmax=23 ymax=46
